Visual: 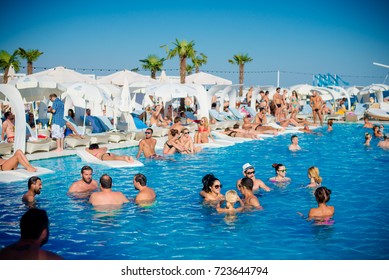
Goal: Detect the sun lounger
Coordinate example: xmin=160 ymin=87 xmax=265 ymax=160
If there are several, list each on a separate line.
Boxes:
xmin=229 ymin=107 xmax=244 ymax=120
xmin=65 ymin=135 xmax=91 ymax=148
xmin=25 ymin=138 xmax=56 ymax=154
xmin=89 ymin=134 xmax=110 ymax=144
xmin=76 ymin=149 xmax=144 ymax=168
xmin=0 ymin=142 xmax=13 ymax=155
xmin=0 ymin=167 xmax=54 ymax=183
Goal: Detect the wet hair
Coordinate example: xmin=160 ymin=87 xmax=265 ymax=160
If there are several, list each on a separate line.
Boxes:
xmin=240 ymin=177 xmax=254 ymax=191
xmin=225 ymin=190 xmax=238 ymax=204
xmin=201 ymin=174 xmax=219 ymax=193
xmin=327 ymin=119 xmax=333 ymax=126
xmin=314 ymin=187 xmax=331 ymax=204
xmin=28 ymin=176 xmax=41 ymax=190
xmin=134 ymin=173 xmax=147 ymax=186
xmin=272 ymin=163 xmax=284 ymax=173
xmin=89 ymin=143 xmax=99 ymax=150
xmin=68 ymin=109 xmax=75 ymax=118
xmin=81 ymin=165 xmax=93 ymax=174
xmin=308 ymin=166 xmax=322 ymax=184
xmin=365 ymin=132 xmax=371 ymax=140
xmin=170 ymin=128 xmax=179 ymax=137
xmin=291 ymin=135 xmax=298 ymax=141
xmin=20 ymin=208 xmax=49 ymax=239
xmin=100 ymin=174 xmax=112 ymax=189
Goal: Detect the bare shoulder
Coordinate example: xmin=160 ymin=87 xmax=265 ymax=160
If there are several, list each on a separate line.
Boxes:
xmin=40 ymin=250 xmax=64 ymax=260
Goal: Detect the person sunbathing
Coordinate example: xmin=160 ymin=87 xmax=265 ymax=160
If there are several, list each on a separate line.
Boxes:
xmin=0 ymin=149 xmax=37 ymax=172
xmin=86 ymin=144 xmax=134 ymax=163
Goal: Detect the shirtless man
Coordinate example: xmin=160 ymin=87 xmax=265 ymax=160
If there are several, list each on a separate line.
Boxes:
xmin=136 ymin=128 xmax=163 ymax=159
xmin=273 ymin=87 xmax=283 ymax=122
xmin=89 ymin=174 xmax=129 ymax=206
xmin=363 ymin=117 xmax=374 ymax=128
xmin=236 ymin=163 xmax=271 ymax=192
xmin=254 ymin=107 xmax=267 ymax=125
xmin=0 ymin=209 xmax=63 ymax=260
xmin=133 ymin=173 xmax=156 ymax=205
xmin=241 ymin=116 xmax=279 ymax=135
xmin=288 ymin=135 xmax=301 ymax=151
xmin=68 ymin=166 xmax=98 ymax=193
xmin=309 ymin=90 xmax=324 ymax=126
xmin=22 ymin=176 xmax=42 ymax=207
xmin=237 ymin=177 xmax=262 ymax=209
xmin=378 ymin=135 xmax=389 ymax=149
xmin=1 ymin=111 xmax=15 ymax=143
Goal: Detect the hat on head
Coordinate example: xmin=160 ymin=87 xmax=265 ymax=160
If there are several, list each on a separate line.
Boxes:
xmin=242 ymin=163 xmax=254 ymax=172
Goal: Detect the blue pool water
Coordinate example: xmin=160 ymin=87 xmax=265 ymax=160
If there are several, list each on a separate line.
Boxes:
xmin=0 ymin=123 xmax=388 ymax=260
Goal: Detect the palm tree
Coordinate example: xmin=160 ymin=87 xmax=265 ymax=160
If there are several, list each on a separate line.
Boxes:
xmin=228 ymin=53 xmax=253 ymax=96
xmin=0 ymin=50 xmax=21 ymax=83
xmin=192 ymin=53 xmax=208 ymax=73
xmin=186 ymin=64 xmax=195 ymax=75
xmin=18 ymin=48 xmax=43 ymax=75
xmin=139 ymin=55 xmax=165 ymax=79
xmin=162 ymin=39 xmax=196 ymax=84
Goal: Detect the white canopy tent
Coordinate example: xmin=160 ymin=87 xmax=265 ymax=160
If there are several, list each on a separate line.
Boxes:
xmin=96 ymin=69 xmax=155 ymax=86
xmin=186 ymin=72 xmax=232 ymax=85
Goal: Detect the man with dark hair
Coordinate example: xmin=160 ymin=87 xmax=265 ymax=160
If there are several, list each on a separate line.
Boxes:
xmin=1 ymin=111 xmax=15 ymax=143
xmin=68 ymin=165 xmax=98 ymax=193
xmin=89 ymin=174 xmax=129 ymax=206
xmin=133 ymin=173 xmax=156 ymax=205
xmin=237 ymin=177 xmax=262 ymax=210
xmin=289 ymin=134 xmax=301 ymax=151
xmin=0 ymin=209 xmax=63 ymax=259
xmin=22 ymin=176 xmax=42 ymax=206
xmin=136 ymin=128 xmax=163 ymax=159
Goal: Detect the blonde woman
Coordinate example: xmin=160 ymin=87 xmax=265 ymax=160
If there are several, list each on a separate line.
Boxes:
xmin=179 ymin=128 xmax=202 ymax=154
xmin=216 ymin=190 xmax=244 ymax=214
xmin=194 ymin=117 xmax=214 ymax=144
xmin=307 ymin=166 xmax=322 ymax=187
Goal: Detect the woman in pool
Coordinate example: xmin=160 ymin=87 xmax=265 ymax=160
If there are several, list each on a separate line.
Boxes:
xmin=307 ymin=166 xmax=322 ymax=187
xmin=163 ymin=128 xmax=185 ymax=154
xmin=86 ymin=143 xmax=134 ymax=163
xmin=364 ymin=132 xmax=372 ymax=146
xmin=269 ymin=163 xmax=291 ymax=183
xmin=216 ymin=190 xmax=244 ymax=214
xmin=0 ymin=149 xmax=37 ymax=172
xmin=308 ymin=186 xmax=335 ymax=221
xmin=327 ymin=119 xmax=333 ymax=132
xmin=178 ymin=128 xmax=201 ymax=154
xmin=200 ymin=174 xmax=225 ymax=203
xmin=194 ymin=117 xmax=214 ymax=144
xmin=373 ymin=125 xmax=383 ymax=138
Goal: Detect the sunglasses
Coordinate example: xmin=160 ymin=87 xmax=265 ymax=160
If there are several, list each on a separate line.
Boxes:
xmin=145 ymin=132 xmax=152 ymax=135
xmin=183 ymin=132 xmax=189 ymax=134
xmin=279 ymin=169 xmax=287 ymax=172
xmin=213 ymin=184 xmax=222 ymax=189
xmin=246 ymin=171 xmax=255 ymax=175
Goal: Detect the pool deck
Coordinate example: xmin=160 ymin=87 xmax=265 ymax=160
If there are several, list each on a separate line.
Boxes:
xmin=26 ymin=140 xmax=140 ymax=161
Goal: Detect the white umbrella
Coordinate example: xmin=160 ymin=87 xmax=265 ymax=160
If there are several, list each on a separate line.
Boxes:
xmin=96 ymin=69 xmax=154 ymax=86
xmin=186 ymin=72 xmax=232 ymax=85
xmin=119 ymin=79 xmax=130 ymax=112
xmin=6 ymin=64 xmax=16 ymax=84
xmin=159 ymin=70 xmax=168 ymax=82
xmin=145 ymin=82 xmax=198 ymax=102
xmin=32 ymin=66 xmax=94 ymax=84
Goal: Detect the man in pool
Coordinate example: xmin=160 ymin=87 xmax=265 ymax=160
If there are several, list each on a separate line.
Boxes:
xmin=288 ymin=134 xmax=301 ymax=151
xmin=236 ymin=163 xmax=271 ymax=192
xmin=89 ymin=174 xmax=129 ymax=206
xmin=68 ymin=165 xmax=98 ymax=193
xmin=0 ymin=209 xmax=63 ymax=260
xmin=237 ymin=177 xmax=262 ymax=210
xmin=136 ymin=128 xmax=163 ymax=159
xmin=22 ymin=176 xmax=42 ymax=207
xmin=133 ymin=173 xmax=156 ymax=205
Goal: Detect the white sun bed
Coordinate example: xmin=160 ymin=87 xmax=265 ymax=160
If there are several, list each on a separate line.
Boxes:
xmin=76 ymin=149 xmax=144 ymax=168
xmin=0 ymin=142 xmax=13 ymax=155
xmin=65 ymin=135 xmax=91 ymax=148
xmin=25 ymin=139 xmax=56 ymax=154
xmin=0 ymin=167 xmax=54 ymax=183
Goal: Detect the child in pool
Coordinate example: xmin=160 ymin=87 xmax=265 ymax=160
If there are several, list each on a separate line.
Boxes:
xmin=216 ymin=190 xmax=244 ymax=214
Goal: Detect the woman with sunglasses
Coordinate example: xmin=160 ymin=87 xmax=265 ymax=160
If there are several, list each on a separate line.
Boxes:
xmin=269 ymin=163 xmax=291 ymax=183
xmin=178 ymin=128 xmax=202 ymax=154
xmin=200 ymin=174 xmax=225 ymax=203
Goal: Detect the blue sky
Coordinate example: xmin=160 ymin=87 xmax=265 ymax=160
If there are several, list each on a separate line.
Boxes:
xmin=2 ymin=0 xmax=388 ymax=86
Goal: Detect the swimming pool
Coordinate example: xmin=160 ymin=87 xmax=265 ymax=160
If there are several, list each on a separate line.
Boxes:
xmin=0 ymin=123 xmax=388 ymax=260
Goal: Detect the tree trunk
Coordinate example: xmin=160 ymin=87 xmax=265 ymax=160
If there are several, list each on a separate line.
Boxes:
xmin=27 ymin=62 xmax=33 ymax=75
xmin=239 ymin=64 xmax=244 ymax=96
xmin=196 ymin=66 xmax=199 ymax=73
xmin=151 ymin=70 xmax=156 ymax=79
xmin=3 ymin=67 xmax=9 ymax=84
xmin=179 ymin=56 xmax=186 ymax=111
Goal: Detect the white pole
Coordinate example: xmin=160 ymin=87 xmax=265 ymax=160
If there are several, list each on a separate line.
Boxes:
xmin=373 ymin=62 xmax=389 ymax=69
xmin=83 ymin=100 xmax=88 ymax=135
xmin=277 ymin=70 xmax=280 ymax=87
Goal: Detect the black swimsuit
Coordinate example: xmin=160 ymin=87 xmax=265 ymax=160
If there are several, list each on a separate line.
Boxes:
xmin=165 ymin=142 xmax=174 ymax=149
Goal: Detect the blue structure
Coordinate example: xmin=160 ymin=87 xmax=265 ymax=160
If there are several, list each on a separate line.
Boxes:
xmin=313 ymin=73 xmax=349 ymax=87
